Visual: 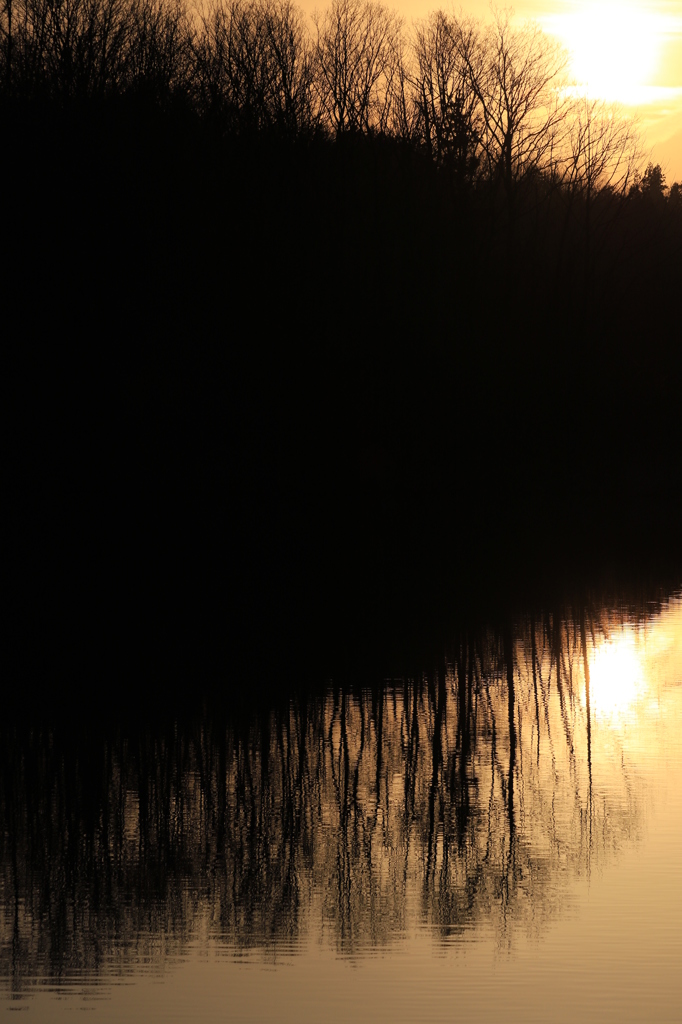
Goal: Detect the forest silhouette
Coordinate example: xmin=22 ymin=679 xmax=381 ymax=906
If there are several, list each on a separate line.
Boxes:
xmin=3 ymin=0 xmax=681 ymax=675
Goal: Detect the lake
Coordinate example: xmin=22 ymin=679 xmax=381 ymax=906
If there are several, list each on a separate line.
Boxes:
xmin=2 ymin=586 xmax=681 ymax=1022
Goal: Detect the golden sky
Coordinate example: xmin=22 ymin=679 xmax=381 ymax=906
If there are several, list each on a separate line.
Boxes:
xmin=472 ymin=1 xmax=682 ymax=181
xmin=306 ymin=0 xmax=682 ymax=182
xmin=529 ymin=0 xmax=682 ymax=181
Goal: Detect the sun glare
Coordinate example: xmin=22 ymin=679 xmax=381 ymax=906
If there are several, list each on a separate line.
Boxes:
xmin=588 ymin=631 xmax=646 ymax=722
xmin=550 ymin=1 xmax=664 ymax=104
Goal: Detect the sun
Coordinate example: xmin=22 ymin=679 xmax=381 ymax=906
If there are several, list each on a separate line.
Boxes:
xmin=551 ymin=1 xmax=663 ymax=104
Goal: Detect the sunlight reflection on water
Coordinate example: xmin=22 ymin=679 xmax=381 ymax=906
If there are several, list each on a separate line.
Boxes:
xmin=588 ymin=628 xmax=646 ymax=724
xmin=1 ymin=591 xmax=681 ymax=1022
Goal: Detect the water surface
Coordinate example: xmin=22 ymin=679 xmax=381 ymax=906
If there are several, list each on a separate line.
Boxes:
xmin=2 ymin=590 xmax=681 ymax=1021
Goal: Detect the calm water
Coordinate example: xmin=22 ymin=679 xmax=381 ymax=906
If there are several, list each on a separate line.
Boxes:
xmin=2 ymin=590 xmax=682 ymax=1022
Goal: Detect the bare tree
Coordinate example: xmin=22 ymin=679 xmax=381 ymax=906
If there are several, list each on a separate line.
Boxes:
xmin=312 ymin=0 xmax=402 ymax=136
xmin=411 ymin=10 xmax=479 ymax=179
xmin=260 ymin=0 xmax=316 ymax=137
xmin=8 ymin=0 xmax=134 ymax=100
xmin=193 ymin=0 xmax=273 ymax=130
xmin=560 ymin=96 xmax=643 ymax=295
xmin=0 ymin=0 xmax=14 ymax=91
xmin=192 ymin=0 xmax=314 ymax=135
xmin=383 ymin=16 xmax=412 ymax=141
xmin=126 ymin=0 xmax=192 ymax=102
xmin=564 ymin=96 xmax=641 ymax=198
xmin=455 ymin=9 xmax=569 ymax=223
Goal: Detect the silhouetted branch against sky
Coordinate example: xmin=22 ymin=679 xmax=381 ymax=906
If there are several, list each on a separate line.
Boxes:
xmin=458 ymin=9 xmax=573 ymax=192
xmin=563 ymin=95 xmax=645 ymax=195
xmin=312 ymin=0 xmax=402 ymax=134
xmin=1 ymin=0 xmax=658 ymax=184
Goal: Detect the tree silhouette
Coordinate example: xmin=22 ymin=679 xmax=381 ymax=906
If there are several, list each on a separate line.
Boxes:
xmin=635 ymin=161 xmax=667 ymax=201
xmin=669 ymin=180 xmax=682 ymax=211
xmin=454 ymin=9 xmax=569 ymax=228
xmin=312 ymin=0 xmax=402 ymax=136
xmin=126 ymin=0 xmax=192 ymax=105
xmin=411 ymin=10 xmax=479 ymax=182
xmin=560 ymin=97 xmax=642 ymax=298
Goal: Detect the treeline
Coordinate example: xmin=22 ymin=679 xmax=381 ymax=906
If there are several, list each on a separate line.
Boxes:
xmin=4 ymin=0 xmax=682 ymax=202
xmin=3 ymin=0 xmax=681 ymax=675
xmin=3 ymin=0 xmax=681 ymax=352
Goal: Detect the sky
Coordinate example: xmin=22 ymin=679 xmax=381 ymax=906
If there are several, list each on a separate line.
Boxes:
xmin=528 ymin=0 xmax=682 ymax=181
xmin=307 ymin=0 xmax=682 ymax=182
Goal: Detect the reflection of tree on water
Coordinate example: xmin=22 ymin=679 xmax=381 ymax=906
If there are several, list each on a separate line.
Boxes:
xmin=0 ymin=597 xmax=667 ymax=991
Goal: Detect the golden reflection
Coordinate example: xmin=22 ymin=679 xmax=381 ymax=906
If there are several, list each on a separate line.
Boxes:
xmin=2 ymin=592 xmax=680 ymax=996
xmin=588 ymin=629 xmax=647 ymax=722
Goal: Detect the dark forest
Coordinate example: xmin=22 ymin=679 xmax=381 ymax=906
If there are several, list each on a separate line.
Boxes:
xmin=3 ymin=0 xmax=681 ymax=684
